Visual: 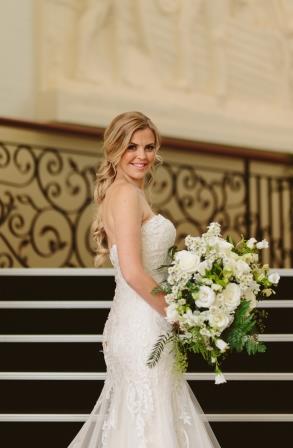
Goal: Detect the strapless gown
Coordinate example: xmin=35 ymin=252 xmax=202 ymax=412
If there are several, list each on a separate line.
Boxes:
xmin=67 ymin=214 xmax=221 ymax=447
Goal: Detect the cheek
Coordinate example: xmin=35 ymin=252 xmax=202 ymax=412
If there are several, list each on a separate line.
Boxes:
xmin=119 ymin=152 xmax=132 ymax=165
xmin=148 ymin=152 xmax=156 ymax=163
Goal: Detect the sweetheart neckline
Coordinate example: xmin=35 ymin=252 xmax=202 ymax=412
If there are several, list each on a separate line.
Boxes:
xmin=109 ymin=213 xmax=162 ymax=253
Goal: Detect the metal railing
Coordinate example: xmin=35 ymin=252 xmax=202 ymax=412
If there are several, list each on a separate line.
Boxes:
xmin=1 ymin=120 xmax=293 ymax=267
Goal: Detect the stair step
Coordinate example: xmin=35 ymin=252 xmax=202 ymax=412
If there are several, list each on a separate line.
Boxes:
xmin=0 ymin=380 xmax=292 ymax=414
xmin=0 ymin=308 xmax=291 ymax=333
xmin=0 ymin=371 xmax=292 ymax=380
xmin=1 ymin=421 xmax=292 ymax=448
xmin=0 ymin=275 xmax=115 ymax=300
xmin=0 ymin=269 xmax=291 ymax=301
xmin=0 ymin=342 xmax=292 ymax=372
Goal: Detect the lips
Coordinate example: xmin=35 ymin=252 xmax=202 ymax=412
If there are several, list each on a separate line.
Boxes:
xmin=131 ymin=163 xmax=148 ymax=169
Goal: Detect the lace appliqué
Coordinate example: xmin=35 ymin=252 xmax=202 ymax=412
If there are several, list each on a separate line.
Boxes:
xmin=101 ymin=383 xmax=116 ymax=447
xmin=126 ymin=380 xmax=154 ymax=447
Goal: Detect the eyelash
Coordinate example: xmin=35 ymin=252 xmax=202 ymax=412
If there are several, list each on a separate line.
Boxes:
xmin=127 ymin=145 xmax=155 ymax=151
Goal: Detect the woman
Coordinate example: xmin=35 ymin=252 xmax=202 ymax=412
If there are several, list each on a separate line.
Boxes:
xmin=67 ymin=111 xmax=221 ymax=447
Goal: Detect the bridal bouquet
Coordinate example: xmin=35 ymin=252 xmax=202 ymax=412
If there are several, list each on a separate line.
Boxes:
xmin=147 ymin=222 xmax=280 ymax=384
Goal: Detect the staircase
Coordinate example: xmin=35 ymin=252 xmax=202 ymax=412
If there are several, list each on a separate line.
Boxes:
xmin=0 ymin=267 xmax=293 ymax=448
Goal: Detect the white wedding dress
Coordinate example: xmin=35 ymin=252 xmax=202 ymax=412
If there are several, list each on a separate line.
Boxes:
xmin=68 ymin=214 xmax=221 ymax=447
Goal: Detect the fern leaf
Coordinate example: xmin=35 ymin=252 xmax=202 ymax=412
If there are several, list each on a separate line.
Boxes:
xmin=146 ymin=332 xmax=174 ymax=368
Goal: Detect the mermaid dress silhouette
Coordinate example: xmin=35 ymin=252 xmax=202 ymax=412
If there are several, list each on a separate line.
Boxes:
xmin=67 ymin=214 xmax=221 ymax=447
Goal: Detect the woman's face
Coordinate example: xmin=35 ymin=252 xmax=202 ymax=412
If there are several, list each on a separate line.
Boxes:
xmin=116 ymin=127 xmax=157 ymax=186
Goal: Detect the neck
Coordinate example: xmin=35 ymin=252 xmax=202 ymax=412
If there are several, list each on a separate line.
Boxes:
xmin=115 ymin=170 xmax=145 ymax=191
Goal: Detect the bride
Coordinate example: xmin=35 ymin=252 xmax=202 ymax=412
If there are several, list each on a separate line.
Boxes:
xmin=67 ymin=111 xmax=222 ymax=447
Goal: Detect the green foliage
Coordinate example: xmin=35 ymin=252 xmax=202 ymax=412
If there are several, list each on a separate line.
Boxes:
xmin=151 ymin=285 xmax=165 ymax=295
xmin=226 ymin=299 xmax=256 ymax=351
xmin=245 ymin=335 xmax=266 ymax=355
xmin=252 ymin=308 xmax=268 ymax=333
xmin=146 ymin=332 xmax=174 ymax=368
xmin=226 ymin=298 xmax=268 ymax=357
xmin=172 ymin=338 xmax=189 ymax=374
xmin=168 ymin=244 xmax=178 ymax=260
xmin=205 ymin=260 xmax=230 ymax=288
xmin=154 ymin=244 xmax=177 ymax=273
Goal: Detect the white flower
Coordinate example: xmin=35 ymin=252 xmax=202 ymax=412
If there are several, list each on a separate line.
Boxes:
xmin=215 ymin=372 xmax=227 ymax=385
xmin=214 ymin=292 xmax=225 ymax=306
xmin=223 ymin=258 xmax=237 ymax=273
xmin=198 ymin=260 xmax=212 ymax=275
xmin=205 ymin=236 xmax=218 ymax=246
xmin=182 ymin=309 xmax=201 ymax=326
xmin=205 ymin=222 xmax=221 ymax=237
xmin=198 ymin=310 xmax=210 ymax=323
xmin=196 ymin=286 xmax=216 ymax=308
xmin=217 ymin=240 xmax=233 ymax=252
xmin=241 ymin=253 xmax=257 ymax=263
xmin=199 ymin=327 xmax=212 ymax=337
xmin=256 ymin=239 xmax=269 ymax=249
xmin=243 ymin=288 xmax=257 ymax=310
xmin=165 ymin=303 xmax=180 ymax=324
xmin=235 ymin=260 xmax=250 ymax=274
xmin=208 ymin=306 xmax=230 ymax=331
xmin=227 ymin=314 xmax=234 ymax=326
xmin=222 ymin=283 xmax=241 ymax=312
xmin=174 ymin=250 xmax=200 ymax=274
xmin=246 ymin=237 xmax=257 ymax=249
xmin=268 ymin=272 xmax=280 ymax=284
xmin=212 ymin=283 xmax=222 ymax=292
xmin=215 ymin=338 xmax=229 ymax=352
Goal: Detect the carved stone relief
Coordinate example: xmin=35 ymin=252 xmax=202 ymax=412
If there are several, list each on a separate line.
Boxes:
xmin=38 ymin=0 xmax=293 ymax=151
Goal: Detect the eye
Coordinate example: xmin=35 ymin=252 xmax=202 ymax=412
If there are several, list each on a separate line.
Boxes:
xmin=127 ymin=144 xmax=136 ymax=150
xmin=146 ymin=145 xmax=155 ymax=151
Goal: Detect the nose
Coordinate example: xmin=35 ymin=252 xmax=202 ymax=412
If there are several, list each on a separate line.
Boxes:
xmin=136 ymin=146 xmax=148 ymax=159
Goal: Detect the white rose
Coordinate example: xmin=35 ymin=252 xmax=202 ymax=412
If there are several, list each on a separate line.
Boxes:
xmin=268 ymin=272 xmax=280 ymax=284
xmin=246 ymin=237 xmax=257 ymax=249
xmin=165 ymin=303 xmax=180 ymax=323
xmin=215 ymin=338 xmax=229 ymax=352
xmin=175 ymin=250 xmax=200 ymax=273
xmin=196 ymin=286 xmax=216 ymax=308
xmin=222 ymin=283 xmax=241 ymax=312
xmin=214 ymin=292 xmax=225 ymax=306
xmin=208 ymin=306 xmax=230 ymax=331
xmin=256 ymin=239 xmax=269 ymax=249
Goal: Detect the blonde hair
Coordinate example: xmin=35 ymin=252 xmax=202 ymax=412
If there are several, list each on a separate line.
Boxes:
xmin=91 ymin=111 xmax=163 ymax=267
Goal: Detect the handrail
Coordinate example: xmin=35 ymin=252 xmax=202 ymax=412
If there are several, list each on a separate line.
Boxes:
xmin=1 ymin=116 xmax=293 ymax=164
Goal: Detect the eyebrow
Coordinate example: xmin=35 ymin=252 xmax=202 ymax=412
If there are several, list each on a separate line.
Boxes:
xmin=129 ymin=141 xmax=155 ymax=146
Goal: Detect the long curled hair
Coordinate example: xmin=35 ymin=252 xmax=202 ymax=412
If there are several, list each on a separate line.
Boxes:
xmin=91 ymin=111 xmax=163 ymax=267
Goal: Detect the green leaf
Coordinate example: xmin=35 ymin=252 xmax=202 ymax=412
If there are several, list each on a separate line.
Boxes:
xmin=146 ymin=332 xmax=174 ymax=368
xmin=245 ymin=336 xmax=267 ymax=355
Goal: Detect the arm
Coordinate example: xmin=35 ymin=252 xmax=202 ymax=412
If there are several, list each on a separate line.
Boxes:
xmin=111 ymin=184 xmax=168 ymax=317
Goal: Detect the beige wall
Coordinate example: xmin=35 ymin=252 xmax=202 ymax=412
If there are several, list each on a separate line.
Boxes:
xmin=0 ymin=0 xmax=36 ymax=118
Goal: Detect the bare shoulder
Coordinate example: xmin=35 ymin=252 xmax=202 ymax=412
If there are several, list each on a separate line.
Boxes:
xmin=108 ymin=181 xmax=141 ymax=206
xmin=105 ymin=181 xmax=143 ymax=222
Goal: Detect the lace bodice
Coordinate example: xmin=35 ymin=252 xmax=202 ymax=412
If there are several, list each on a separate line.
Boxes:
xmin=109 ymin=213 xmax=177 ymax=283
